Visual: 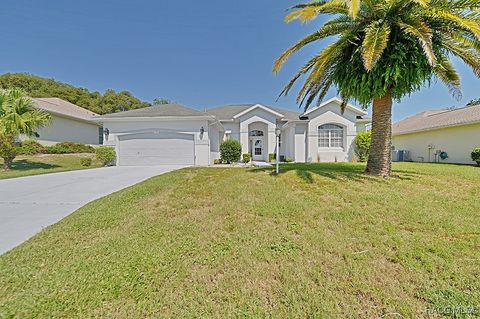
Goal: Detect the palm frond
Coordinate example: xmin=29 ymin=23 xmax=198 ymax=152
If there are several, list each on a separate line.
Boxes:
xmin=361 ymin=22 xmax=391 ymax=70
xmin=443 ymin=36 xmax=480 ymax=76
xmin=349 ymin=0 xmax=361 ymax=18
xmin=433 ymin=56 xmax=462 ymax=97
xmin=274 ymin=17 xmax=356 ymax=73
xmin=429 ymin=9 xmax=480 ymax=40
xmin=398 ymin=19 xmax=437 ymax=65
xmin=285 ymin=1 xmax=349 ymax=23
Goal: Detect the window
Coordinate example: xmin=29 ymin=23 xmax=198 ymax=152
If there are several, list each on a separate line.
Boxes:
xmin=99 ymin=127 xmax=104 ymax=144
xmin=318 ymin=124 xmax=344 ymax=148
xmin=249 ymin=130 xmax=264 ymax=137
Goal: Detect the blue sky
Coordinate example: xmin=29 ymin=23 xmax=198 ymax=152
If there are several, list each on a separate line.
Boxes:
xmin=1 ymin=0 xmax=478 ymax=121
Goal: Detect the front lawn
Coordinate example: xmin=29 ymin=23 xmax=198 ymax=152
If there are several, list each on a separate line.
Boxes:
xmin=0 ymin=154 xmax=102 ymax=179
xmin=0 ymin=163 xmax=479 ymax=318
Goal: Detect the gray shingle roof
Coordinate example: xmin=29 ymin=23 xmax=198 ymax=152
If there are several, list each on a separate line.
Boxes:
xmin=32 ymin=97 xmax=99 ymax=122
xmin=206 ymin=104 xmax=301 ymax=121
xmin=392 ymin=104 xmax=480 ymax=135
xmin=97 ymin=104 xmax=210 ymax=119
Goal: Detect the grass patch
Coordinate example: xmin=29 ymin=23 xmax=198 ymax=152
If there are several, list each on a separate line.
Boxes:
xmin=0 ymin=162 xmax=479 ymax=317
xmin=0 ymin=154 xmax=102 ymax=179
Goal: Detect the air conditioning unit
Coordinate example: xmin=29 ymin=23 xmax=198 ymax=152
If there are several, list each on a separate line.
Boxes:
xmin=392 ymin=150 xmax=410 ymax=162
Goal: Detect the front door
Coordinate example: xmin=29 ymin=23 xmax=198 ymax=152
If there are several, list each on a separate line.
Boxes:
xmin=252 ymin=138 xmax=263 ymax=161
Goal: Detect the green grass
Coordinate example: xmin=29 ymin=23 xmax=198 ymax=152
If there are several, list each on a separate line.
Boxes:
xmin=1 ymin=162 xmax=479 ymax=318
xmin=0 ymin=154 xmax=102 ymax=179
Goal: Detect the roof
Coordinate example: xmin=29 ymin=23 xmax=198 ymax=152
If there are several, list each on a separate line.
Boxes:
xmin=206 ymin=104 xmax=302 ymax=121
xmin=302 ymin=97 xmax=368 ymax=116
xmin=96 ymin=103 xmax=211 ymax=119
xmin=392 ymin=104 xmax=480 ymax=135
xmin=32 ymin=97 xmax=99 ymax=122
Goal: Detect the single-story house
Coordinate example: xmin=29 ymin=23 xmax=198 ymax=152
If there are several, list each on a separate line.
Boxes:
xmin=392 ymin=104 xmax=480 ymax=164
xmin=95 ymin=97 xmax=371 ymax=166
xmin=22 ymin=97 xmax=102 ymax=145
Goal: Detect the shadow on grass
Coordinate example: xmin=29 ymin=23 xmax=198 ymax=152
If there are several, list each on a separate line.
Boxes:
xmin=249 ymin=163 xmax=421 ymax=183
xmin=10 ymin=160 xmax=60 ymax=171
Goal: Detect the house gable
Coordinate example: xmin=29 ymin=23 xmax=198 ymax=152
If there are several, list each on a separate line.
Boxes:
xmin=232 ymin=104 xmax=284 ymax=120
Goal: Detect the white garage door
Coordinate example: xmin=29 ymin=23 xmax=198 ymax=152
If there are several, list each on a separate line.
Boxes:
xmin=118 ymin=132 xmax=194 ymax=166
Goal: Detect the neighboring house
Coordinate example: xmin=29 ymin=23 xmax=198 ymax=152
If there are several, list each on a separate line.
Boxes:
xmin=96 ymin=97 xmax=370 ymax=166
xmin=392 ymin=104 xmax=480 ymax=164
xmin=22 ymin=97 xmax=102 ymax=145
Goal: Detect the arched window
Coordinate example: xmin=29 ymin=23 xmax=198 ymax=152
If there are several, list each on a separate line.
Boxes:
xmin=318 ymin=124 xmax=344 ymax=148
xmin=249 ymin=130 xmax=264 ymax=137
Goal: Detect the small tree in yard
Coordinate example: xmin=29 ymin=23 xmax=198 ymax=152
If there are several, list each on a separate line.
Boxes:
xmin=95 ymin=147 xmax=116 ymax=166
xmin=355 ymin=131 xmax=372 ymax=162
xmin=0 ymin=88 xmax=51 ymax=170
xmin=472 ymin=148 xmax=480 ymax=166
xmin=220 ymin=140 xmax=242 ymax=164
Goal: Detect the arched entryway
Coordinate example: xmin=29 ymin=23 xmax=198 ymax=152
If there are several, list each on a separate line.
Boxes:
xmin=248 ymin=122 xmax=268 ymax=161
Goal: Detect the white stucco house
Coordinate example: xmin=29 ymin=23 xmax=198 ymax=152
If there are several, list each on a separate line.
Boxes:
xmin=392 ymin=104 xmax=480 ymax=165
xmin=22 ymin=97 xmax=102 ymax=145
xmin=96 ymin=97 xmax=370 ymax=166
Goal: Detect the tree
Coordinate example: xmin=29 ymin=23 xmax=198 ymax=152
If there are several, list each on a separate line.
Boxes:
xmin=466 ymin=97 xmax=480 ymax=106
xmin=0 ymin=88 xmax=51 ymax=170
xmin=152 ymin=98 xmax=171 ymax=105
xmin=0 ymin=73 xmax=152 ymax=114
xmin=274 ymin=0 xmax=480 ymax=176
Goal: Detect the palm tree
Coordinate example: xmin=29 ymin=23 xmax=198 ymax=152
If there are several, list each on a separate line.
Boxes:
xmin=0 ymin=88 xmax=51 ymax=170
xmin=274 ymin=0 xmax=480 ymax=176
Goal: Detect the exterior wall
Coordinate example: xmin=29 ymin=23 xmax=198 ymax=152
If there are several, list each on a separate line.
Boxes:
xmin=281 ymin=126 xmax=295 ymax=159
xmin=392 ymin=123 xmax=480 ymax=164
xmin=102 ymin=119 xmax=211 ymax=166
xmin=306 ymin=102 xmax=360 ymax=162
xmin=294 ymin=124 xmax=308 ymax=162
xmin=23 ymin=114 xmax=101 ymax=145
xmin=221 ymin=122 xmax=240 ymax=141
xmin=208 ymin=125 xmax=223 ymax=162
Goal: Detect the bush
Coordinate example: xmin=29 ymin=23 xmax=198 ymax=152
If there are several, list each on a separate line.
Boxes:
xmin=355 ymin=131 xmax=372 ymax=162
xmin=284 ymin=157 xmax=294 ymax=163
xmin=47 ymin=142 xmax=95 ymax=154
xmin=16 ymin=140 xmax=47 ymax=155
xmin=242 ymin=153 xmax=251 ymax=163
xmin=472 ymin=148 xmax=480 ymax=166
xmin=220 ymin=140 xmax=242 ymax=164
xmin=95 ymin=147 xmax=116 ymax=166
xmin=80 ymin=157 xmax=92 ymax=167
xmin=269 ymin=153 xmax=275 ymax=162
xmin=213 ymin=159 xmax=222 ymax=165
xmin=0 ymin=135 xmax=17 ymax=170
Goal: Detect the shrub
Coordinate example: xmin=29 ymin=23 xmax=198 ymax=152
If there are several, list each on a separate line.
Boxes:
xmin=472 ymin=148 xmax=480 ymax=166
xmin=80 ymin=157 xmax=92 ymax=167
xmin=242 ymin=153 xmax=251 ymax=163
xmin=355 ymin=131 xmax=372 ymax=162
xmin=95 ymin=147 xmax=116 ymax=166
xmin=269 ymin=153 xmax=275 ymax=162
xmin=16 ymin=140 xmax=47 ymax=155
xmin=213 ymin=158 xmax=222 ymax=165
xmin=47 ymin=142 xmax=95 ymax=154
xmin=0 ymin=135 xmax=17 ymax=170
xmin=220 ymin=140 xmax=241 ymax=164
xmin=284 ymin=157 xmax=294 ymax=163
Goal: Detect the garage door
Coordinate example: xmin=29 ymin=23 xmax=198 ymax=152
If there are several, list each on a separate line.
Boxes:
xmin=118 ymin=132 xmax=194 ymax=166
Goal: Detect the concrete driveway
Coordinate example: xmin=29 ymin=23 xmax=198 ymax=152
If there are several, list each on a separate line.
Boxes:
xmin=0 ymin=165 xmax=185 ymax=254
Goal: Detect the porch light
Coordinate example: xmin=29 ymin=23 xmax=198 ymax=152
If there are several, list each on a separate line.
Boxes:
xmin=200 ymin=126 xmax=205 ymax=139
xmin=275 ymin=127 xmax=281 ymax=137
xmin=103 ymin=128 xmax=110 ymax=141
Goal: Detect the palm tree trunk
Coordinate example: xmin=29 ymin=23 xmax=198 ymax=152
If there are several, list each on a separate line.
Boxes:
xmin=366 ymin=92 xmax=393 ymax=177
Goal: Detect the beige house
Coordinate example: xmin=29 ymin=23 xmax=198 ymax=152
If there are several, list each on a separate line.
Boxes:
xmin=22 ymin=97 xmax=102 ymax=145
xmin=392 ymin=104 xmax=480 ymax=164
